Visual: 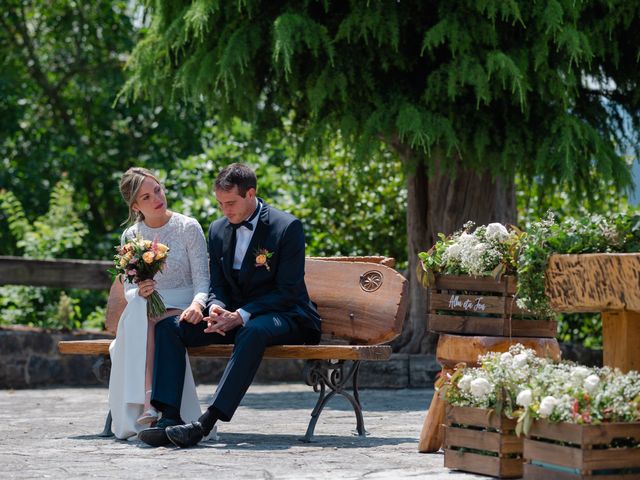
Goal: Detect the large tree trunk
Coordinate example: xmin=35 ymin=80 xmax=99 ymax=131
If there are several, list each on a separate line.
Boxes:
xmin=391 ymin=146 xmax=517 ymax=354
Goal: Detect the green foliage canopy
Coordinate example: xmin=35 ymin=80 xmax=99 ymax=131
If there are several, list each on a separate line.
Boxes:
xmin=124 ymin=0 xmax=639 ymax=194
xmin=0 ymin=0 xmax=205 ymax=255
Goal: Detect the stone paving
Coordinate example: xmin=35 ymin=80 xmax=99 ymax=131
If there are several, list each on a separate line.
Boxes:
xmin=0 ymin=383 xmax=488 ymax=479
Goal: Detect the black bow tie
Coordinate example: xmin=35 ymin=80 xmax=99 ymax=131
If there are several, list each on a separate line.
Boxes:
xmin=231 ymin=220 xmax=253 ymax=231
xmin=230 ymin=204 xmax=260 ymax=231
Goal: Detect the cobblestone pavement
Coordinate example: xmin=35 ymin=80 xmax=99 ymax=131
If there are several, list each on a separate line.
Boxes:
xmin=1 ymin=384 xmax=488 ymax=479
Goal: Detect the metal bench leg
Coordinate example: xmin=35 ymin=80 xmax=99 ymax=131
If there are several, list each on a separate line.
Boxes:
xmin=301 ymin=360 xmax=365 ymax=442
xmin=92 ymin=355 xmax=114 ymax=437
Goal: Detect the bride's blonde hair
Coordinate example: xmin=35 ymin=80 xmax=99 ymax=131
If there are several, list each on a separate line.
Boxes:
xmin=119 ymin=167 xmax=162 ymax=226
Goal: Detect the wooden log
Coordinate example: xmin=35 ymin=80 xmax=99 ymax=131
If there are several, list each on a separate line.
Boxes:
xmin=435 ymin=334 xmax=561 ymax=368
xmin=602 ymin=310 xmax=640 ymax=373
xmin=545 ymin=253 xmax=640 ymax=312
xmin=418 ymin=367 xmax=450 ymax=453
xmin=0 ymin=256 xmax=112 ymax=289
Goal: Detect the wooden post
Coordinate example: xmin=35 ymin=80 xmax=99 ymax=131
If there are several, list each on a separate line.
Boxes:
xmin=602 ymin=310 xmax=640 ymax=373
xmin=418 ymin=367 xmax=450 ymax=453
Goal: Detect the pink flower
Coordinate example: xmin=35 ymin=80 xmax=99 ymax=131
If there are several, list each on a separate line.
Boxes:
xmin=127 ymin=269 xmax=137 ymax=276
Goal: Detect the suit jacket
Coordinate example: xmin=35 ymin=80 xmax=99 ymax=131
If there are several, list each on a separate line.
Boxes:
xmin=206 ymin=200 xmax=321 ymax=343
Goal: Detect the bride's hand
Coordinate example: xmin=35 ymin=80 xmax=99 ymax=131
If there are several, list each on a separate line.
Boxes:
xmin=137 ymin=279 xmax=156 ymax=298
xmin=179 ymin=302 xmax=204 ymax=324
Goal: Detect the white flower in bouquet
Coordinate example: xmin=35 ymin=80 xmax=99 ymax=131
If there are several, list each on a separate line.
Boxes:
xmin=539 ymin=396 xmax=559 ymax=418
xmin=485 ymin=222 xmax=510 ymax=242
xmin=513 ymin=352 xmax=529 ymax=368
xmin=571 ymin=366 xmax=591 ymax=381
xmin=458 ymin=374 xmax=473 ymax=393
xmin=442 ymin=242 xmax=463 ymax=264
xmin=470 ymin=378 xmax=493 ymax=399
xmin=516 ymin=389 xmax=533 ymax=408
xmin=500 ymin=352 xmax=512 ymax=362
xmin=584 ymin=374 xmax=600 ymax=394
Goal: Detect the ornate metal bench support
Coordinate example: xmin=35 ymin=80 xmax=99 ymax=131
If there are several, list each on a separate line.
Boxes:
xmin=92 ymin=354 xmax=114 ymax=437
xmin=301 ymin=359 xmax=365 ymax=442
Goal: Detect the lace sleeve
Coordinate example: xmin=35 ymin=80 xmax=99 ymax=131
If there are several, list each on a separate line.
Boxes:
xmin=185 ymin=219 xmax=210 ymax=306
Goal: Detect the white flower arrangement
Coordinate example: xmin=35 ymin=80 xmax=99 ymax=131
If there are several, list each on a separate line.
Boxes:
xmin=418 ymin=221 xmax=522 ymax=283
xmin=439 ymin=344 xmax=640 ymax=436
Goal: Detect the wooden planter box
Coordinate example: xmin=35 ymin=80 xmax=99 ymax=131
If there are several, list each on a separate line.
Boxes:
xmin=428 ymin=275 xmax=557 ymax=337
xmin=444 ymin=404 xmax=523 ymax=478
xmin=524 ymin=420 xmax=640 ymax=479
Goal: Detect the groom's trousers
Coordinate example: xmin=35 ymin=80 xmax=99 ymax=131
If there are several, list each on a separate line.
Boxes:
xmin=151 ymin=313 xmax=306 ymax=421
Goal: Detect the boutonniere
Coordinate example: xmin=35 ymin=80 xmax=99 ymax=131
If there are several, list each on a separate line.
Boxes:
xmin=254 ymin=248 xmax=273 ymax=271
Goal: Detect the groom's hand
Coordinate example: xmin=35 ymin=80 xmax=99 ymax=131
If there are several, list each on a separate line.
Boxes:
xmin=203 ymin=305 xmax=243 ymax=335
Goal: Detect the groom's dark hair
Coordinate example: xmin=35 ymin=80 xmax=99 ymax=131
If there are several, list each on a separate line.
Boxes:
xmin=215 ymin=163 xmax=257 ymax=197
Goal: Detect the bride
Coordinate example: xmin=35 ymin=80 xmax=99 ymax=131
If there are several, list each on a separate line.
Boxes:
xmin=108 ymin=167 xmax=208 ymax=440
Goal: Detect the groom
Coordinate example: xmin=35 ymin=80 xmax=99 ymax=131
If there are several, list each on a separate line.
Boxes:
xmin=139 ymin=163 xmax=321 ymax=448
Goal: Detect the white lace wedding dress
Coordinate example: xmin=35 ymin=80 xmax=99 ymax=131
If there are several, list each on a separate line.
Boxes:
xmin=108 ymin=212 xmax=209 ymax=439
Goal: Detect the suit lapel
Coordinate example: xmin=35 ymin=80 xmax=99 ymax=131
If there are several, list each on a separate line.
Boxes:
xmin=239 ymin=201 xmax=269 ymax=287
xmin=222 ymin=222 xmax=239 ymax=288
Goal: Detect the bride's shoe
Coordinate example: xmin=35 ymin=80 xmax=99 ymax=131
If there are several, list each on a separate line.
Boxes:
xmin=136 ymin=407 xmax=159 ymax=425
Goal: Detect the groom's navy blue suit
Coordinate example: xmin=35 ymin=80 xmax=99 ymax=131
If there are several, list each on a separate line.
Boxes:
xmin=152 ymin=200 xmax=321 ymax=422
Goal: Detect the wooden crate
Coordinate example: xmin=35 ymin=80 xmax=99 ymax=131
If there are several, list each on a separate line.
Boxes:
xmin=444 ymin=404 xmax=523 ymax=478
xmin=428 ymin=275 xmax=557 ymax=337
xmin=524 ymin=420 xmax=640 ymax=479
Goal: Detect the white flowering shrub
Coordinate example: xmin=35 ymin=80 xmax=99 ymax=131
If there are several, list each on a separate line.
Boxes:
xmin=418 ymin=221 xmax=521 ymax=282
xmin=441 ymin=344 xmax=544 ymax=416
xmin=440 ymin=344 xmax=640 ymax=435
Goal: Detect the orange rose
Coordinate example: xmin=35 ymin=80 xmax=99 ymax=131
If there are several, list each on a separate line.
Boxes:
xmin=256 ymin=254 xmax=267 ymax=265
xmin=142 ymin=251 xmax=155 ymax=264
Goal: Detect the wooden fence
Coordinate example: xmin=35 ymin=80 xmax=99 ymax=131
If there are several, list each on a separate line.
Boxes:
xmin=0 ymin=256 xmax=111 ymax=289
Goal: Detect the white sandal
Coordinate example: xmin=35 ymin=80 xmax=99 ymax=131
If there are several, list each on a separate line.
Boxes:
xmin=136 ymin=407 xmax=159 ymax=425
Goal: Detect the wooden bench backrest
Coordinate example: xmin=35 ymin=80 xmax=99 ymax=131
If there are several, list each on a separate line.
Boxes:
xmin=106 ymin=257 xmax=408 ymax=345
xmin=305 ymin=258 xmax=407 ymax=344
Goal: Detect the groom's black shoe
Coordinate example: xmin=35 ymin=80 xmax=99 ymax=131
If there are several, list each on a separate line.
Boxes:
xmin=166 ymin=421 xmax=205 ymax=448
xmin=138 ymin=417 xmax=181 ymax=447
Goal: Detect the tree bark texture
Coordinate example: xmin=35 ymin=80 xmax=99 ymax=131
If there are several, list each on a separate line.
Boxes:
xmin=391 ymin=145 xmax=517 ymax=354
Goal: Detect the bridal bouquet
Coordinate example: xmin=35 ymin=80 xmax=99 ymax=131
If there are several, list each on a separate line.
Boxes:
xmin=110 ymin=236 xmax=169 ymax=318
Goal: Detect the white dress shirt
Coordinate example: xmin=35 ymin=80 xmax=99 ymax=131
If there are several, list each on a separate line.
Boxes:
xmin=210 ymin=199 xmax=260 ymax=326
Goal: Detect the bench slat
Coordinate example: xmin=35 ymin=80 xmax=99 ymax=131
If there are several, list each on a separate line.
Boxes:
xmin=58 ymin=339 xmax=392 ymax=361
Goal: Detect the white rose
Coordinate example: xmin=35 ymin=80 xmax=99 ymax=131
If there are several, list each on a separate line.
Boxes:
xmin=500 ymin=352 xmax=512 ymax=362
xmin=516 ymin=389 xmax=533 ymax=408
xmin=571 ymin=366 xmax=591 ymax=380
xmin=485 ymin=223 xmax=510 ymax=242
xmin=457 ymin=374 xmax=472 ymax=392
xmin=513 ymin=352 xmax=528 ymax=367
xmin=470 ymin=378 xmax=493 ymax=399
xmin=538 ymin=396 xmax=558 ymax=418
xmin=584 ymin=374 xmax=600 ymax=394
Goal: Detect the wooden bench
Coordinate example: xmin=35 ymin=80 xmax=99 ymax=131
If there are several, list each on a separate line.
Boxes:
xmin=55 ymin=256 xmax=408 ymax=442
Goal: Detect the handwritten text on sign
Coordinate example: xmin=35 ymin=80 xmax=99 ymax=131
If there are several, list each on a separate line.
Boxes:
xmin=448 ymin=295 xmax=487 ymax=312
